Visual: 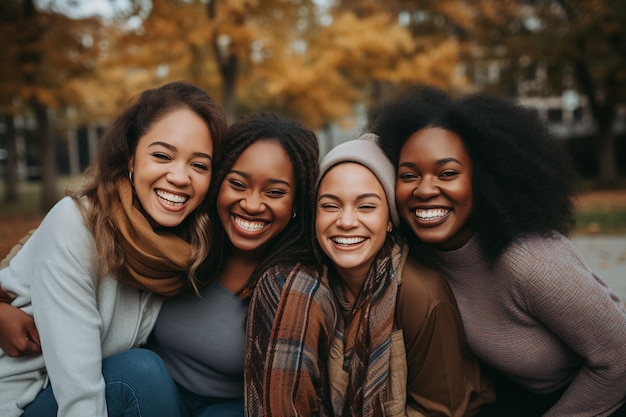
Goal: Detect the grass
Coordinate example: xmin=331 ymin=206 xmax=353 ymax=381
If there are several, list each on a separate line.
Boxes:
xmin=574 ymin=205 xmax=626 ymax=235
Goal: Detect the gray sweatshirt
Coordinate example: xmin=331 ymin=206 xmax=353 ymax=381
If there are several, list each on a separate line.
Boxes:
xmin=0 ymin=197 xmax=162 ymax=417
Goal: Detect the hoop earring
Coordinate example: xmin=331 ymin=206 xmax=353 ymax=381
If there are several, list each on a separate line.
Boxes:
xmin=292 ymin=211 xmax=297 ymax=219
xmin=129 ymin=171 xmax=134 ymax=185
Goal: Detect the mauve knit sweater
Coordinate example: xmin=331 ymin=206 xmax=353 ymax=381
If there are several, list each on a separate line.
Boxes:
xmin=429 ymin=233 xmax=626 ymax=417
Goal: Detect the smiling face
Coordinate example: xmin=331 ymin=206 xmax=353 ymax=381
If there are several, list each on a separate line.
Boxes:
xmin=130 ymin=108 xmax=213 ymax=228
xmin=395 ymin=127 xmax=474 ymax=251
xmin=316 ymin=163 xmax=392 ymax=282
xmin=217 ymin=139 xmax=295 ymax=255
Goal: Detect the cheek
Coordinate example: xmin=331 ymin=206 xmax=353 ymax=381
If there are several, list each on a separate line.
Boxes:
xmin=196 ymin=176 xmax=212 ymax=199
xmin=394 ymin=183 xmax=412 ymax=210
xmin=216 ymin=189 xmax=231 ymax=217
xmin=276 ymin=200 xmax=294 ymax=223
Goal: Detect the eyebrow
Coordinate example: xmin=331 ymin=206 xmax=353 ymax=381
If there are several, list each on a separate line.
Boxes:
xmin=318 ymin=192 xmax=383 ymax=202
xmin=229 ymin=169 xmax=293 ymax=188
xmin=148 ymin=141 xmax=212 ymax=160
xmin=399 ymin=157 xmax=463 ymax=168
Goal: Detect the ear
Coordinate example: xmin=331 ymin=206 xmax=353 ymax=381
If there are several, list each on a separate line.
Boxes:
xmin=128 ymin=157 xmax=134 ymax=173
xmin=387 ymin=221 xmax=393 ymax=233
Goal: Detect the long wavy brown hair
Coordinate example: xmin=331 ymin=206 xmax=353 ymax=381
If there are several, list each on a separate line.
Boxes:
xmin=66 ymin=81 xmax=227 ymax=290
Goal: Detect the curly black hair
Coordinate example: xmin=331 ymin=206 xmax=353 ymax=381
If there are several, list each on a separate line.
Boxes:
xmin=368 ymin=85 xmax=578 ymax=263
xmin=198 ymin=113 xmax=320 ymax=296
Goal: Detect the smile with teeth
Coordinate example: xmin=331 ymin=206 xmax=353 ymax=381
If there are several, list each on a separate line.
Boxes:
xmin=332 ymin=236 xmax=366 ymax=246
xmin=156 ymin=189 xmax=188 ymax=206
xmin=234 ymin=215 xmax=267 ymax=232
xmin=415 ymin=208 xmax=450 ymax=220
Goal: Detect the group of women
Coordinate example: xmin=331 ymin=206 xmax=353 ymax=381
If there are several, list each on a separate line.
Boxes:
xmin=0 ymin=80 xmax=624 ymax=417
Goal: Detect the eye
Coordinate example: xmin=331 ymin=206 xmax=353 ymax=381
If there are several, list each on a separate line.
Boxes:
xmin=439 ymin=170 xmax=459 ymax=179
xmin=398 ymin=171 xmax=419 ymax=180
xmin=266 ymin=189 xmax=288 ymax=198
xmin=227 ymin=178 xmax=246 ymax=189
xmin=151 ymin=152 xmax=171 ymax=161
xmin=319 ymin=202 xmax=340 ymax=211
xmin=358 ymin=203 xmax=377 ymax=211
xmin=191 ymin=162 xmax=210 ymax=171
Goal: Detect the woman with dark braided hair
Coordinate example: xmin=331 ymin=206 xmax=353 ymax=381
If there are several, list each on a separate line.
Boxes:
xmin=368 ymin=85 xmax=626 ymax=417
xmin=148 ymin=113 xmax=336 ymax=416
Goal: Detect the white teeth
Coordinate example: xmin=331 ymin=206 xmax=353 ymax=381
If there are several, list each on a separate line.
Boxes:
xmin=156 ymin=190 xmax=188 ymax=206
xmin=415 ymin=208 xmax=449 ymax=220
xmin=332 ymin=236 xmax=365 ymax=245
xmin=234 ymin=215 xmax=266 ymax=232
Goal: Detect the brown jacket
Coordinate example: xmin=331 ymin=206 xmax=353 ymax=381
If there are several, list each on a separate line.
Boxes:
xmin=328 ymin=250 xmax=494 ymax=417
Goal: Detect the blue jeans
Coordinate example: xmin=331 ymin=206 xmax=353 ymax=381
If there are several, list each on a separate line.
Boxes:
xmin=176 ymin=383 xmax=244 ymax=417
xmin=23 ymin=348 xmax=183 ymax=417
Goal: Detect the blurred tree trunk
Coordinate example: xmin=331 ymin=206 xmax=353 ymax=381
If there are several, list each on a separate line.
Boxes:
xmin=3 ymin=115 xmax=19 ymax=203
xmin=573 ymin=59 xmax=619 ymax=187
xmin=207 ymin=1 xmax=238 ymax=120
xmin=19 ymin=0 xmax=57 ymax=212
xmin=31 ymin=98 xmax=57 ymax=212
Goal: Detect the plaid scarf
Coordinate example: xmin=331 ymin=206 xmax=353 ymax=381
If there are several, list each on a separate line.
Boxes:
xmin=245 ymin=262 xmax=336 ymax=417
xmin=332 ymin=237 xmax=404 ymax=417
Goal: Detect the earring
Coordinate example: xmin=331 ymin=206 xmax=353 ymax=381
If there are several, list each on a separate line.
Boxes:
xmin=387 ymin=225 xmax=393 ymax=233
xmin=129 ymin=171 xmax=134 ymax=185
xmin=292 ymin=211 xmax=297 ymax=219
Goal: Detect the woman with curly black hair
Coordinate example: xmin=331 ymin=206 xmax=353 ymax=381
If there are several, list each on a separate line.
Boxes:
xmin=368 ymin=85 xmax=626 ymax=417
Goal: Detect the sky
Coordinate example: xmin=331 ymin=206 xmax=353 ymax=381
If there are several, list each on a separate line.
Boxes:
xmin=36 ymin=0 xmax=135 ymax=18
xmin=36 ymin=0 xmax=332 ymax=18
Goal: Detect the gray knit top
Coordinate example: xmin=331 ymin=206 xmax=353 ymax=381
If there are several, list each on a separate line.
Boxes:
xmin=430 ymin=233 xmax=626 ymax=417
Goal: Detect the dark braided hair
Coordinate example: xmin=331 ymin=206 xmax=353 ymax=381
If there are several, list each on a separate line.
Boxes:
xmin=199 ymin=113 xmax=320 ymax=296
xmin=369 ymin=85 xmax=578 ymax=264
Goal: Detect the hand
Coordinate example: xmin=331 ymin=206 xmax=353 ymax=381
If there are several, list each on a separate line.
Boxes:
xmin=0 ymin=302 xmax=41 ymax=356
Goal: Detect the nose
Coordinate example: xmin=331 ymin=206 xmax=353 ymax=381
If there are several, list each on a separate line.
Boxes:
xmin=240 ymin=192 xmax=265 ymax=214
xmin=412 ymin=176 xmax=439 ymax=199
xmin=167 ymin=163 xmax=192 ymax=186
xmin=336 ymin=207 xmax=358 ymax=229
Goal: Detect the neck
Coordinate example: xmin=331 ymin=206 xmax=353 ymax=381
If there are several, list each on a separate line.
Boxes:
xmin=335 ymin=265 xmax=370 ymax=305
xmin=219 ymin=250 xmax=262 ymax=293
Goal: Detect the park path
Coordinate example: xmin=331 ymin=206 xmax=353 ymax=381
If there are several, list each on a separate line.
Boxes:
xmin=573 ymin=236 xmax=626 ymax=301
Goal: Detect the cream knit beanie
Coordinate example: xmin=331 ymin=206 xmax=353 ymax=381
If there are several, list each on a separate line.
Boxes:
xmin=317 ymin=133 xmax=399 ymax=227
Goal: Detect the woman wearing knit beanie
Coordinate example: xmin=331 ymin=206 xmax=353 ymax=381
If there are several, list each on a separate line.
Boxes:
xmin=368 ymin=84 xmax=626 ymax=417
xmin=315 ymin=133 xmax=494 ymax=417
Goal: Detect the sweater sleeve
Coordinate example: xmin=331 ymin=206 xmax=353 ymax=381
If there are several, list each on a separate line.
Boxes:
xmin=26 ymin=199 xmax=109 ymax=417
xmin=397 ymin=258 xmax=494 ymax=417
xmin=245 ymin=263 xmax=337 ymax=417
xmin=511 ymin=236 xmax=626 ymax=417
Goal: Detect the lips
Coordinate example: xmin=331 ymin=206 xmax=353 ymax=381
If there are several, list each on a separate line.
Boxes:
xmin=232 ymin=214 xmax=268 ymax=233
xmin=156 ymin=189 xmax=189 ymax=206
xmin=414 ymin=208 xmax=450 ymax=221
xmin=332 ymin=236 xmax=366 ymax=246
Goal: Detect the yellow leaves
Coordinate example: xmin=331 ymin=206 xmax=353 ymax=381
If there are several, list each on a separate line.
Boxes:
xmin=261 ymin=53 xmax=360 ymax=129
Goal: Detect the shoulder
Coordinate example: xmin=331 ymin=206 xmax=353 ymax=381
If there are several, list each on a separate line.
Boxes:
xmin=260 ymin=262 xmax=321 ymax=288
xmin=257 ymin=262 xmax=332 ymax=302
xmin=36 ymin=197 xmax=92 ymax=251
xmin=499 ymin=233 xmax=585 ymax=285
xmin=399 ymin=252 xmax=456 ymax=306
xmin=396 ymin=252 xmax=457 ymax=328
